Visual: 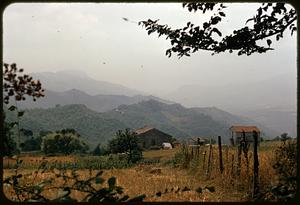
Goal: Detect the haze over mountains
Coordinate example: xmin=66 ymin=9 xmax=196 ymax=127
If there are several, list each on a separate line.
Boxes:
xmin=21 ymin=70 xmax=296 ymax=138
xmin=167 ymin=72 xmax=296 ymax=113
xmin=166 ymin=72 xmax=296 ymax=137
xmin=30 ymin=70 xmax=143 ymax=96
xmin=19 ymin=89 xmax=174 ymax=113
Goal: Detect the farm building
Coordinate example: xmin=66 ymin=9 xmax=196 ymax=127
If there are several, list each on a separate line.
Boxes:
xmin=229 ymin=125 xmax=260 ymax=146
xmin=134 ymin=126 xmax=173 ymax=149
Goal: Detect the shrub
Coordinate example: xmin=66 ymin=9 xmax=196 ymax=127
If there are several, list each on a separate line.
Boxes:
xmin=108 ymin=129 xmax=143 ymax=163
xmin=270 ymin=139 xmax=297 ymax=201
xmin=41 ymin=130 xmax=89 ymax=155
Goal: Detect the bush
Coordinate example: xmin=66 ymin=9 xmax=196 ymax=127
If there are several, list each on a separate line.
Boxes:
xmin=270 ymin=139 xmax=297 ymax=201
xmin=41 ymin=130 xmax=89 ymax=155
xmin=108 ymin=129 xmax=143 ymax=163
xmin=259 ymin=139 xmax=297 ymax=201
xmin=21 ymin=136 xmax=42 ymax=151
xmin=92 ymin=144 xmax=109 ymax=156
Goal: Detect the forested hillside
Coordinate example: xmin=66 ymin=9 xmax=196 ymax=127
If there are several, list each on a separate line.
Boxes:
xmin=5 ymin=100 xmax=276 ymax=148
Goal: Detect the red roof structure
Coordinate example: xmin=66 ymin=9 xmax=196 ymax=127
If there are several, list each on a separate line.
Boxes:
xmin=134 ymin=126 xmax=155 ymax=135
xmin=230 ymin=126 xmax=260 ymax=133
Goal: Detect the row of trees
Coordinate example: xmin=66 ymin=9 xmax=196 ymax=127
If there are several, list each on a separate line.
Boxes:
xmin=5 ymin=123 xmax=142 ymax=163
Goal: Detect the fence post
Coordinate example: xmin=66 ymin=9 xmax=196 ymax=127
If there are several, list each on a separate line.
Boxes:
xmin=231 ymin=154 xmax=235 ymax=176
xmin=202 ymin=150 xmax=206 ymax=171
xmin=206 ymin=139 xmax=213 ymax=177
xmin=218 ymin=136 xmax=224 ymax=174
xmin=191 ymin=146 xmax=194 ymax=159
xmin=252 ymin=130 xmax=259 ymax=199
xmin=237 ymin=143 xmax=242 ymax=176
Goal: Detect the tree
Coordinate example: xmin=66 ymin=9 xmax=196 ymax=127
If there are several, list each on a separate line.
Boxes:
xmin=108 ymin=129 xmax=143 ymax=163
xmin=139 ymin=3 xmax=296 ymax=57
xmin=3 ymin=63 xmax=45 ymax=154
xmin=92 ymin=143 xmax=109 ymax=156
xmin=280 ymin=133 xmax=291 ymax=142
xmin=39 ymin=130 xmax=53 ymax=138
xmin=41 ymin=129 xmax=89 ymax=155
xmin=21 ymin=136 xmax=42 ymax=152
xmin=3 ymin=113 xmax=19 ymax=156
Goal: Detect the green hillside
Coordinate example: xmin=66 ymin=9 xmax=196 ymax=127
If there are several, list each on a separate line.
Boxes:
xmin=5 ymin=104 xmax=128 ymax=147
xmin=5 ymin=100 xmax=274 ymax=148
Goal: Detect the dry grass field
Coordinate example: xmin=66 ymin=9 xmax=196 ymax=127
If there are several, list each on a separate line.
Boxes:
xmin=3 ymin=165 xmax=245 ymax=202
xmin=2 ymin=141 xmax=288 ymax=202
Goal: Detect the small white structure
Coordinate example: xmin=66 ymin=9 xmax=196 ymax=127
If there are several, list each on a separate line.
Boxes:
xmin=162 ymin=142 xmax=173 ymax=149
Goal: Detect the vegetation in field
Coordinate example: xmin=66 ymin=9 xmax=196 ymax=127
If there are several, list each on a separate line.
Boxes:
xmin=108 ymin=128 xmax=143 ymax=163
xmin=3 ymin=139 xmax=297 ymax=202
xmin=41 ymin=129 xmax=89 ymax=155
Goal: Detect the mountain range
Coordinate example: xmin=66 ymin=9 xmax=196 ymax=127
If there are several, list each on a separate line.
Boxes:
xmin=166 ymin=72 xmax=297 ymax=137
xmin=6 ymin=70 xmax=295 ymax=140
xmin=18 ymin=88 xmax=174 ymax=112
xmin=29 ymin=70 xmax=143 ymax=96
xmin=5 ymin=100 xmax=277 ymax=149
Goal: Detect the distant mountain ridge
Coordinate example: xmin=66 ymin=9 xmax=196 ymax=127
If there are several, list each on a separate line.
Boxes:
xmin=166 ymin=73 xmax=296 ymax=137
xmin=30 ymin=70 xmax=143 ymax=96
xmin=18 ymin=88 xmax=174 ymax=112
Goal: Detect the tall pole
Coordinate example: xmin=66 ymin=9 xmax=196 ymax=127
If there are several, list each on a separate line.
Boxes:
xmin=218 ymin=136 xmax=224 ymax=174
xmin=252 ymin=130 xmax=259 ymax=199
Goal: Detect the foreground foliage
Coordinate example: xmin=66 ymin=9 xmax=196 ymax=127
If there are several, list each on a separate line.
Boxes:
xmin=139 ymin=3 xmax=296 ymax=57
xmin=3 ymin=158 xmax=146 ymax=202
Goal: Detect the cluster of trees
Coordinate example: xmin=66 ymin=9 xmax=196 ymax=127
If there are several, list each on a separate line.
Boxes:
xmin=272 ymin=133 xmax=292 ymax=142
xmin=41 ymin=129 xmax=89 ymax=155
xmin=92 ymin=129 xmax=143 ymax=163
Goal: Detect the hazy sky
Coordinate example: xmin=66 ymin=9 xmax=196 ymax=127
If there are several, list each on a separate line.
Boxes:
xmin=3 ymin=3 xmax=297 ymax=96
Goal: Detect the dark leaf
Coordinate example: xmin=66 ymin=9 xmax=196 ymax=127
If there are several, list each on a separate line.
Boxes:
xmin=127 ymin=194 xmax=146 ymax=202
xmin=156 ymin=191 xmax=162 ymax=197
xmin=16 ymin=174 xmax=23 ymax=178
xmin=8 ymin=105 xmax=16 ymax=111
xmin=18 ymin=111 xmax=25 ymax=117
xmin=195 ymin=187 xmax=202 ymax=193
xmin=211 ymin=28 xmax=222 ymax=36
xmin=95 ymin=171 xmax=103 ymax=177
xmin=182 ymin=186 xmax=191 ymax=192
xmin=257 ymin=7 xmax=262 ymax=16
xmin=291 ymin=27 xmax=297 ymax=36
xmin=205 ymin=186 xmax=215 ymax=192
xmin=219 ymin=12 xmax=225 ymax=17
xmin=108 ymin=177 xmax=116 ymax=188
xmin=267 ymin=39 xmax=272 ymax=47
xmin=118 ymin=195 xmax=129 ymax=201
xmin=95 ymin=177 xmax=104 ymax=184
xmin=246 ymin=17 xmax=254 ymax=24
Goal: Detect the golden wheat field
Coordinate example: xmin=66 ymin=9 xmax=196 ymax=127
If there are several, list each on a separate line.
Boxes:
xmin=2 ymin=142 xmax=283 ymax=202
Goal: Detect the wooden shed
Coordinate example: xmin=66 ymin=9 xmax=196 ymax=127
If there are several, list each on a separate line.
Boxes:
xmin=229 ymin=125 xmax=260 ymax=146
xmin=134 ymin=126 xmax=173 ymax=149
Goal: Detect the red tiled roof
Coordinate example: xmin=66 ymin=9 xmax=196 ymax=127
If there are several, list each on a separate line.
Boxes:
xmin=134 ymin=126 xmax=154 ymax=135
xmin=230 ymin=126 xmax=260 ymax=133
